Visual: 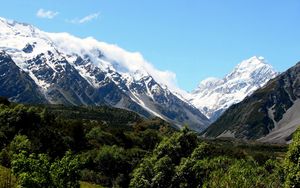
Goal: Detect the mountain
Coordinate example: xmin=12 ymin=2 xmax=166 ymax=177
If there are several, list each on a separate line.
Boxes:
xmin=203 ymin=61 xmax=300 ymax=143
xmin=0 ymin=17 xmax=210 ymax=131
xmin=0 ymin=51 xmax=46 ymax=103
xmin=188 ymin=56 xmax=278 ymax=122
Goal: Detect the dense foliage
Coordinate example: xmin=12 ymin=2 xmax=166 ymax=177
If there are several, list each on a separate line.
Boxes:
xmin=0 ymin=100 xmax=173 ymax=187
xmin=130 ymin=129 xmax=285 ymax=188
xmin=0 ymin=98 xmax=299 ymax=187
xmin=284 ymin=129 xmax=300 ymax=187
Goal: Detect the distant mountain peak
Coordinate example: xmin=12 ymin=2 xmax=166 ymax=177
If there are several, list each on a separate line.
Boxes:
xmin=228 ymin=56 xmax=270 ymax=76
xmin=189 ymin=56 xmax=278 ymax=121
xmin=204 ymin=61 xmax=300 ymax=143
xmin=241 ymin=55 xmax=265 ymax=64
xmin=234 ymin=55 xmax=264 ymax=68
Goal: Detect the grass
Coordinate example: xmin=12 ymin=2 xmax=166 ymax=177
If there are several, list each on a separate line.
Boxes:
xmin=80 ymin=181 xmax=104 ymax=188
xmin=201 ymin=138 xmax=288 ymax=162
xmin=0 ymin=168 xmax=103 ymax=188
xmin=0 ymin=165 xmax=16 ymax=188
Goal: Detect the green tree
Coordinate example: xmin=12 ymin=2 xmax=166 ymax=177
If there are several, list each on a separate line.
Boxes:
xmin=284 ymin=129 xmax=300 ymax=188
xmin=9 ymin=135 xmax=32 ymax=155
xmin=130 ymin=128 xmax=198 ymax=187
xmin=152 ymin=156 xmax=174 ymax=187
xmin=139 ymin=129 xmax=162 ymax=150
xmin=172 ymin=143 xmax=214 ymax=188
xmin=12 ymin=150 xmax=81 ymax=188
xmin=154 ymin=127 xmax=198 ymax=163
xmin=0 ymin=134 xmax=32 ymax=167
xmin=86 ymin=127 xmax=117 ymax=147
xmin=12 ymin=152 xmax=52 ymax=188
xmin=0 ymin=104 xmax=41 ymax=149
xmin=50 ymin=151 xmax=81 ymax=188
xmin=129 ymin=157 xmax=153 ymax=188
xmin=94 ymin=145 xmax=130 ymax=186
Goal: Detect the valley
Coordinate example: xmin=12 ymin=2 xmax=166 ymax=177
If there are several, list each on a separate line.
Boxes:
xmin=0 ymin=14 xmax=299 ymax=187
xmin=0 ymin=99 xmax=291 ymax=187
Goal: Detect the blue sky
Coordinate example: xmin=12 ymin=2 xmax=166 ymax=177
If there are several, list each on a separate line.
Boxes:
xmin=1 ymin=0 xmax=300 ymax=91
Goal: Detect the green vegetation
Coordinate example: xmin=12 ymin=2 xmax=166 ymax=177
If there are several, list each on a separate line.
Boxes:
xmin=0 ymin=165 xmax=16 ymax=187
xmin=0 ymin=98 xmax=299 ymax=187
xmin=284 ymin=128 xmax=300 ymax=187
xmin=130 ymin=129 xmax=286 ymax=188
xmin=80 ymin=181 xmax=104 ymax=188
xmin=0 ymin=100 xmax=173 ymax=187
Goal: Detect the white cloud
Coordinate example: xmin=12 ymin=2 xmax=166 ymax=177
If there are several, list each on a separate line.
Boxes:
xmin=69 ymin=13 xmax=100 ymax=24
xmin=46 ymin=32 xmax=179 ymax=91
xmin=36 ymin=9 xmax=59 ymax=19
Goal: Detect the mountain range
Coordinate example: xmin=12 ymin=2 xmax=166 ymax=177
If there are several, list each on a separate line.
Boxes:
xmin=2 ymin=17 xmax=298 ymax=142
xmin=0 ymin=17 xmax=210 ymax=131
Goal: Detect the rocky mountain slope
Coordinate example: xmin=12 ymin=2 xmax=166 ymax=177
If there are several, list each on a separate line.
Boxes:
xmin=0 ymin=17 xmax=210 ymax=131
xmin=203 ymin=61 xmax=300 ymax=143
xmin=188 ymin=56 xmax=277 ymax=122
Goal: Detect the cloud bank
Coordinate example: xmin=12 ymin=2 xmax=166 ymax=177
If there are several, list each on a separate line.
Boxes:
xmin=46 ymin=32 xmax=178 ymax=91
xmin=36 ymin=9 xmax=59 ymax=19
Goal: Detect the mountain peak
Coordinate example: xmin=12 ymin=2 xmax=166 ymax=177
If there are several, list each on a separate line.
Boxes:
xmin=234 ymin=56 xmax=267 ymax=71
xmin=249 ymin=55 xmax=265 ymax=61
xmin=189 ymin=56 xmax=278 ymax=121
xmin=0 ymin=17 xmax=43 ymax=49
xmin=0 ymin=17 xmax=35 ymax=31
xmin=226 ymin=56 xmax=274 ymax=81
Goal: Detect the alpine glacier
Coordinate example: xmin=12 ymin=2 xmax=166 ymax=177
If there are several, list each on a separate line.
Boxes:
xmin=0 ymin=17 xmax=210 ymax=131
xmin=188 ymin=56 xmax=278 ymax=122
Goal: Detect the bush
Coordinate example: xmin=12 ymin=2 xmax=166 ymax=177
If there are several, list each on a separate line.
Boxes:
xmin=12 ymin=150 xmax=81 ymax=188
xmin=50 ymin=151 xmax=81 ymax=188
xmin=284 ymin=129 xmax=300 ymax=188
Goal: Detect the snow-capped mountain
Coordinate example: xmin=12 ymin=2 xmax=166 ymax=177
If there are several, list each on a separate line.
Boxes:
xmin=204 ymin=61 xmax=300 ymax=143
xmin=0 ymin=17 xmax=210 ymax=131
xmin=188 ymin=56 xmax=278 ymax=122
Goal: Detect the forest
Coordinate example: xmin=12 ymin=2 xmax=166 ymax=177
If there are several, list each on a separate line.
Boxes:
xmin=0 ymin=96 xmax=298 ymax=188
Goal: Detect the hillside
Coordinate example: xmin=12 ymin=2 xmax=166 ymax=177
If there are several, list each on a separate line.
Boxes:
xmin=203 ymin=61 xmax=300 ymax=143
xmin=0 ymin=98 xmax=293 ymax=187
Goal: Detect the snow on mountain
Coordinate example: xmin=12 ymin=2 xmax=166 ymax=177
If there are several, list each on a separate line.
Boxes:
xmin=0 ymin=17 xmax=210 ymax=131
xmin=204 ymin=61 xmax=300 ymax=143
xmin=188 ymin=56 xmax=278 ymax=122
xmin=0 ymin=17 xmax=178 ymax=90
